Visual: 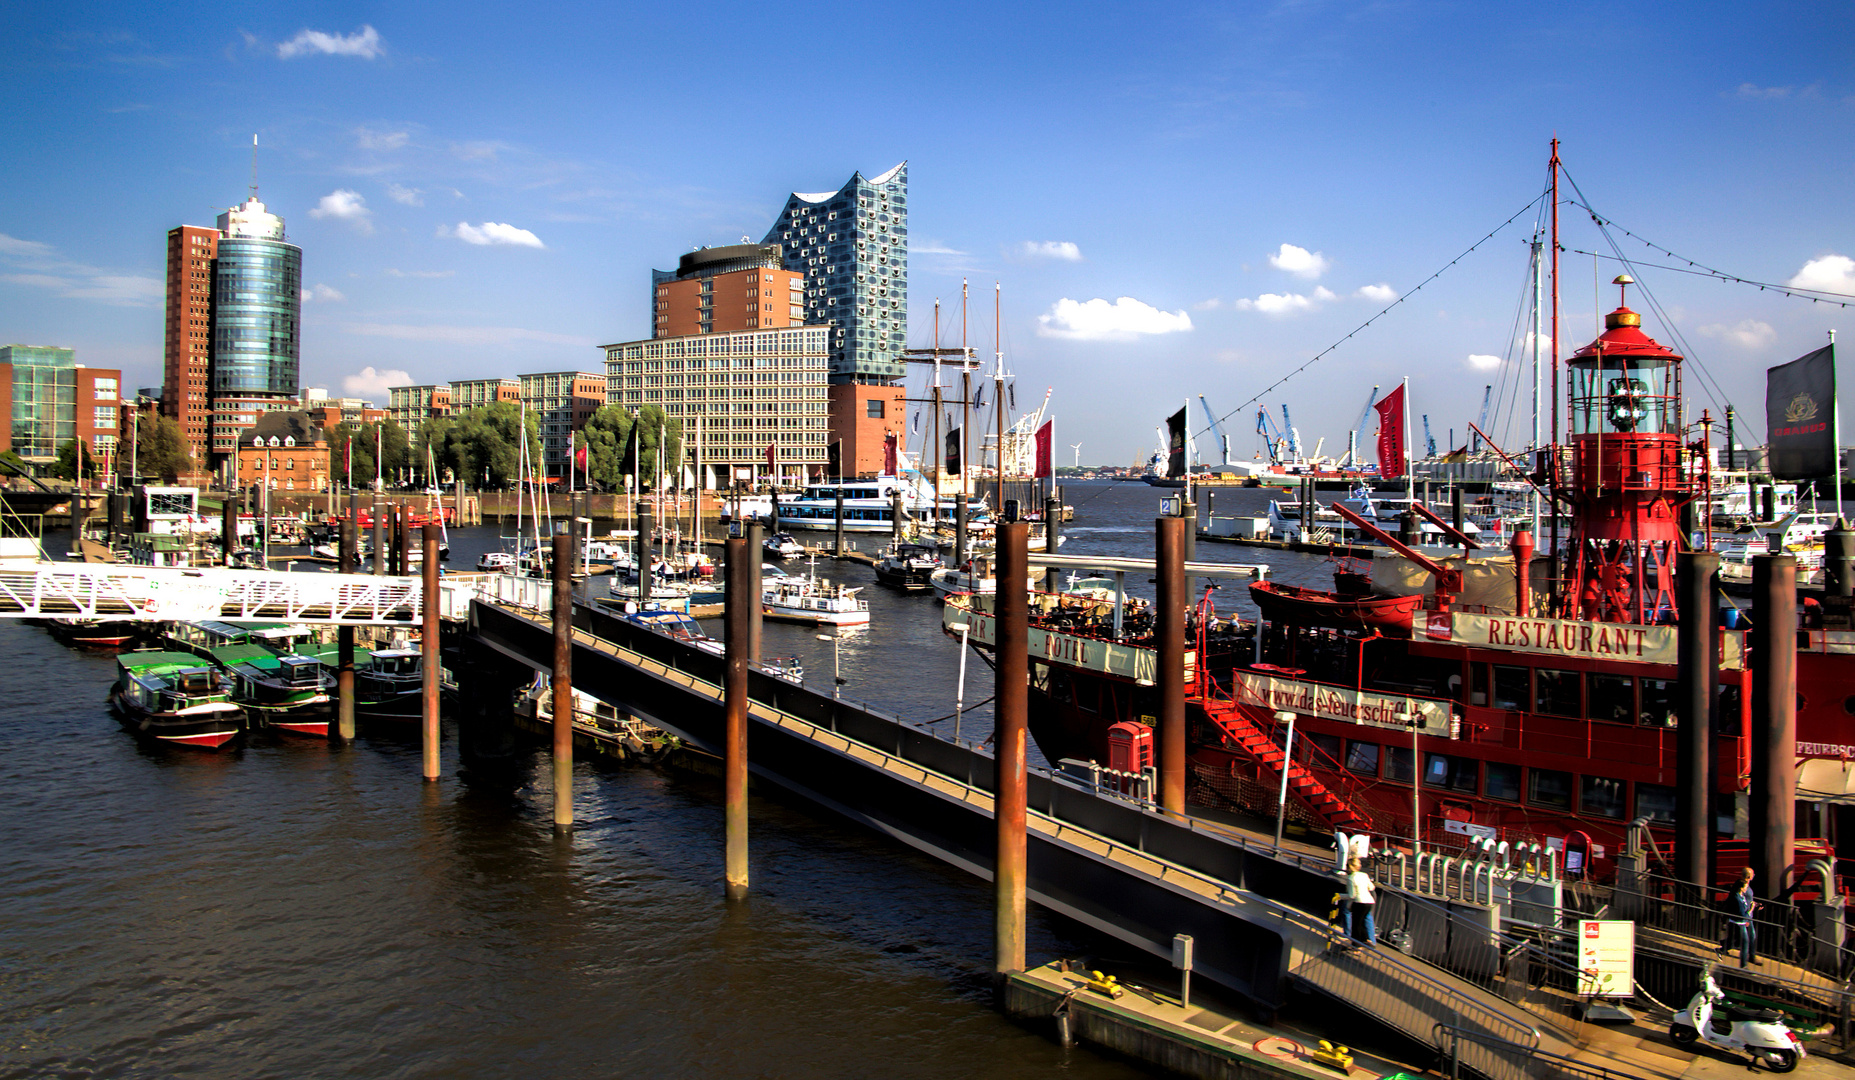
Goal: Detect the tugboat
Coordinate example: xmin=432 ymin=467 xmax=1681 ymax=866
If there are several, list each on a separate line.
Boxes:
xmin=108 ymin=651 xmax=246 ymax=749
xmin=873 ymin=541 xmax=942 ymax=592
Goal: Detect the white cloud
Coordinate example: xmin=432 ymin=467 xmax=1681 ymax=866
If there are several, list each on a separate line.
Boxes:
xmin=344 ymin=323 xmax=592 ymax=347
xmin=1017 ymin=241 xmax=1083 ymax=262
xmin=278 ymin=25 xmax=383 ymax=60
xmin=1788 ymin=254 xmax=1855 ymax=295
xmin=1036 ymin=297 xmax=1192 ymax=341
xmin=443 ymin=221 xmax=544 ymax=248
xmin=451 ymin=141 xmax=507 ymax=162
xmin=342 ymin=366 xmax=414 ymax=398
xmin=1234 ymin=292 xmax=1314 ymax=315
xmin=1734 ymin=83 xmax=1791 ymax=100
xmin=1193 ymin=298 xmax=1224 ymax=311
xmin=1466 ymin=354 xmax=1503 ymax=371
xmin=0 ymin=233 xmax=162 ymax=307
xmin=1268 ymin=243 xmax=1330 ymax=280
xmin=385 ymin=268 xmax=455 ymax=278
xmin=1698 ymin=319 xmax=1777 ymax=349
xmin=300 ymin=283 xmax=345 ymax=303
xmin=309 ymin=189 xmax=373 ymax=233
xmin=384 ymin=183 xmax=423 ymax=206
xmin=1356 ymin=283 xmax=1398 ymax=302
xmin=913 ymin=241 xmax=966 ymax=256
xmin=356 ymin=128 xmax=409 ymax=151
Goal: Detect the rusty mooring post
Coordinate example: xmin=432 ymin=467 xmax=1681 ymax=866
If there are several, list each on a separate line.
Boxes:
xmin=1675 ymin=550 xmax=1719 ymax=887
xmin=995 ymin=514 xmax=1030 ymax=974
xmin=335 ymin=513 xmax=357 ymax=741
xmin=1156 ymin=515 xmax=1187 ymax=815
xmin=396 ymin=505 xmax=411 ymax=577
xmin=551 ymin=525 xmax=574 ymax=829
xmin=371 ymin=495 xmax=385 ymax=576
xmin=221 ymin=497 xmax=238 ymax=565
xmin=1751 ymin=552 xmax=1797 ymax=898
xmin=421 ymin=521 xmax=441 ymax=781
xmin=724 ymin=523 xmax=759 ymax=898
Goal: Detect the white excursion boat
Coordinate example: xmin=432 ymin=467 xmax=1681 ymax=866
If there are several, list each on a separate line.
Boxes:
xmin=927 ymin=554 xmax=1044 ymax=600
xmin=723 ymin=472 xmax=988 ymax=535
xmin=762 ymin=560 xmax=870 ymax=626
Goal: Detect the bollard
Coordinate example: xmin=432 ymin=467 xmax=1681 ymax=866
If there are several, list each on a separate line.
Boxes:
xmin=371 ymin=495 xmax=385 ymax=576
xmin=723 ymin=524 xmax=760 ymax=897
xmin=550 ymin=525 xmax=573 ymax=826
xmin=1156 ymin=516 xmax=1187 ymax=814
xmin=1676 ymin=551 xmax=1719 ymax=887
xmin=995 ymin=516 xmax=1031 ymax=974
xmin=421 ymin=521 xmax=442 ymax=779
xmin=1750 ymin=553 xmax=1797 ymax=898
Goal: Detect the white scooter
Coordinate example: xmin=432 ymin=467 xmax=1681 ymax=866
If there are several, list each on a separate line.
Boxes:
xmin=1670 ymin=967 xmax=1804 ymax=1072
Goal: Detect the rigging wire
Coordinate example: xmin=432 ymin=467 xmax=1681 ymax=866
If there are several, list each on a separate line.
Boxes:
xmin=1196 ymin=189 xmax=1551 ymax=442
xmin=1561 ymin=199 xmax=1855 ymax=306
xmin=1562 ymin=246 xmax=1855 ymax=305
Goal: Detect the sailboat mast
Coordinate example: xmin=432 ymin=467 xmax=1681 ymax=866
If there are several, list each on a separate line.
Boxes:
xmin=1548 ymin=137 xmax=1562 ymax=613
xmin=961 ymin=279 xmax=971 ymax=510
xmin=994 ymin=282 xmax=1007 ymax=515
xmin=932 ymin=298 xmax=943 ymax=498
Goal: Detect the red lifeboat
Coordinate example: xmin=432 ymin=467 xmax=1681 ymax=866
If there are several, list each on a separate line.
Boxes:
xmin=1247 ymin=580 xmax=1423 ymax=634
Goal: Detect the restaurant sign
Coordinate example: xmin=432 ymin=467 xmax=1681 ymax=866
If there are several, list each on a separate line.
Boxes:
xmin=1229 ymin=671 xmax=1453 ymax=736
xmin=1430 ymin=612 xmax=1678 ymax=666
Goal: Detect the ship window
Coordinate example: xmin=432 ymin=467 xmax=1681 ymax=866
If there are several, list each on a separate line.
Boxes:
xmin=1588 ymin=673 xmax=1634 ymax=724
xmin=1635 ymin=782 xmax=1676 ymax=824
xmin=1641 ymin=678 xmax=1676 ymax=727
xmin=1534 ymin=669 xmax=1580 ymax=718
xmin=1491 ymin=665 xmax=1528 ymax=710
xmin=1344 ymin=740 xmax=1380 ymax=776
xmin=1306 ymin=732 xmax=1342 ymax=767
xmin=1715 ymin=685 xmax=1742 ymax=736
xmin=1581 ymin=775 xmax=1625 ymax=818
xmin=1485 ymin=762 xmax=1521 ymax=802
xmin=1469 ymin=663 xmax=1489 ymax=706
xmin=1385 ymin=746 xmax=1415 ymax=784
xmin=1528 ymin=768 xmax=1573 ymax=810
xmin=1424 ymin=753 xmax=1478 ymax=793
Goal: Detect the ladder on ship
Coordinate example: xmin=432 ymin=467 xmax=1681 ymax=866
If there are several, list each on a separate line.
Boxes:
xmin=1198 ymin=695 xmax=1375 ymax=833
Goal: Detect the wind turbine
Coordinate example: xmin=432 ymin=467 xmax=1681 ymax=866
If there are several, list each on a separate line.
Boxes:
xmin=1070 ymin=443 xmax=1083 ymax=468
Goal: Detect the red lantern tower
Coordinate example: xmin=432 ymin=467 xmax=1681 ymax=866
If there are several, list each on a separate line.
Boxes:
xmin=1559 ymin=276 xmax=1695 ymax=623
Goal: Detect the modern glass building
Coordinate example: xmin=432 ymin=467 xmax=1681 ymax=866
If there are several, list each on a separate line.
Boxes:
xmin=2 ymin=345 xmax=75 ymax=462
xmin=762 ymin=163 xmax=907 ymax=385
xmin=208 ymin=197 xmax=301 ymax=460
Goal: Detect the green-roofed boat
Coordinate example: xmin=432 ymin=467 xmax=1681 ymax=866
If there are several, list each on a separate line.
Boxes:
xmin=108 ymin=651 xmax=246 ymax=749
xmin=208 ymin=642 xmax=334 ymax=737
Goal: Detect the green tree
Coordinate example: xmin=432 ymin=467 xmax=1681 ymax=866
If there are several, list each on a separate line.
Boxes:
xmin=580 ymin=405 xmax=633 ymax=490
xmin=51 ymin=438 xmax=101 ymax=481
xmin=631 ymin=405 xmax=683 ymax=489
xmin=440 ymin=402 xmax=541 ymax=489
xmin=119 ymin=414 xmax=192 ymax=483
xmin=416 ymin=416 xmax=455 ymax=485
xmin=324 ymin=419 xmax=414 ymax=489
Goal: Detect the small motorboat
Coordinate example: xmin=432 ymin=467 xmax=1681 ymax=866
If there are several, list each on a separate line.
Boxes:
xmin=477 ymin=551 xmax=517 ymax=572
xmin=764 ymin=533 xmax=805 ymax=560
xmin=1247 ymin=580 xmax=1423 ymax=634
xmin=873 ymin=541 xmax=941 ymax=592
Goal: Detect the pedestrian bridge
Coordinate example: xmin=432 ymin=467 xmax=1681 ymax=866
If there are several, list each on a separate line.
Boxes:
xmin=0 ymin=563 xmax=424 ymax=625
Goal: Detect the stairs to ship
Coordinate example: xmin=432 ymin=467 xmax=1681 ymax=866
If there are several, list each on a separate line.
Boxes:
xmin=1199 ymin=697 xmax=1373 ymax=833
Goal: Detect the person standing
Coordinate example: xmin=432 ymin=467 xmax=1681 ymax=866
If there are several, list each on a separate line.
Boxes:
xmin=1730 ymin=867 xmax=1759 ymax=967
xmin=1346 ymin=857 xmax=1377 ymax=946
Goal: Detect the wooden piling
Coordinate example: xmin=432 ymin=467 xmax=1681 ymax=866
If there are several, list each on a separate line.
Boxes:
xmin=551 ymin=526 xmax=573 ymax=828
xmin=422 ymin=521 xmax=441 ymax=781
xmin=1044 ymin=494 xmax=1062 ymax=592
xmin=1155 ymin=515 xmax=1187 ymax=815
xmin=1675 ymin=550 xmax=1719 ymax=886
xmin=336 ymin=512 xmax=357 ymax=740
xmin=371 ymin=495 xmax=385 ymax=576
xmin=994 ymin=518 xmax=1031 ymax=974
xmin=835 ymin=485 xmax=845 ymax=555
xmin=723 ymin=524 xmax=759 ymax=897
xmin=639 ymin=500 xmax=654 ymax=605
xmin=1751 ymin=553 xmax=1797 ymax=896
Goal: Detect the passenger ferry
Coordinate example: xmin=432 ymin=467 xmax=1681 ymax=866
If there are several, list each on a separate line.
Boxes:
xmin=723 ymin=474 xmax=989 ymax=535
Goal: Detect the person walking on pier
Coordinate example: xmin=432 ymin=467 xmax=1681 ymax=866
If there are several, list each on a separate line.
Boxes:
xmin=1728 ymin=867 xmax=1760 ymax=967
xmin=1345 ymin=858 xmax=1377 ymax=946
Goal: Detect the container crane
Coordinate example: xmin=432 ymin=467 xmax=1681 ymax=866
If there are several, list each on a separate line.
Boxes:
xmin=1339 ymin=384 xmax=1379 ymax=468
xmin=1255 ymin=407 xmax=1288 ymax=466
xmin=1197 ymin=395 xmax=1231 ymax=466
xmin=1422 ymin=414 xmax=1437 ymax=458
xmin=1281 ymin=405 xmax=1303 ymax=460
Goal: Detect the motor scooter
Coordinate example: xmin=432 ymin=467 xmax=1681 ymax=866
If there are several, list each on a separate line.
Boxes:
xmin=1669 ymin=967 xmax=1804 ymax=1072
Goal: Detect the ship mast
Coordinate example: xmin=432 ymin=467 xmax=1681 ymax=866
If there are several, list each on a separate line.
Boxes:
xmin=995 ymin=282 xmax=1006 ymax=515
xmin=932 ymin=298 xmax=943 ymax=500
xmin=1549 ymin=137 xmax=1562 ymax=613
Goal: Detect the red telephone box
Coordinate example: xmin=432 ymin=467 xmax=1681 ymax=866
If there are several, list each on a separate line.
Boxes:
xmin=1106 ymin=721 xmax=1153 ymax=791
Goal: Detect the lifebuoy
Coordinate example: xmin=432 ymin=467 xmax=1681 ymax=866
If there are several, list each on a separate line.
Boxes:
xmin=143 ymin=598 xmax=159 ymax=615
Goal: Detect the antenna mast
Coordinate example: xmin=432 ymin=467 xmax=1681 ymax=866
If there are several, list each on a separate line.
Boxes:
xmin=250 ymin=134 xmax=259 ymax=200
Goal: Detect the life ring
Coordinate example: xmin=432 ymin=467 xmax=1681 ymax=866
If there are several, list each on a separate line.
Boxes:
xmin=143 ymin=597 xmax=160 ymax=615
xmin=1253 ymin=1036 xmax=1305 ymax=1062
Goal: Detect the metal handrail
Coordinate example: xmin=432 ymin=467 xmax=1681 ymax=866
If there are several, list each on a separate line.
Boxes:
xmin=1431 ymin=1023 xmax=1654 ymax=1080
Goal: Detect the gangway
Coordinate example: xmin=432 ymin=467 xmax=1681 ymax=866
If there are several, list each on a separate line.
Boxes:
xmin=0 ymin=563 xmax=422 ymax=624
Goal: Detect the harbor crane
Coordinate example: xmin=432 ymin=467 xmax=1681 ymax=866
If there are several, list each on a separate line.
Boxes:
xmin=1255 ymin=407 xmax=1289 ymax=466
xmin=1472 ymin=384 xmax=1492 ymax=451
xmin=1281 ymin=405 xmax=1303 ymax=460
xmin=1340 ymin=384 xmax=1379 ymax=468
xmin=1197 ymin=395 xmax=1231 ymax=466
xmin=1422 ymin=414 xmax=1437 ymax=457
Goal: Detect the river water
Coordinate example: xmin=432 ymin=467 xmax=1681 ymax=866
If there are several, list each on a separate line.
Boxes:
xmin=0 ymin=481 xmax=1337 ymax=1079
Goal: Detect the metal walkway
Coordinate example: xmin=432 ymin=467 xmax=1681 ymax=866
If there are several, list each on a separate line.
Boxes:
xmin=0 ymin=563 xmax=422 ymax=624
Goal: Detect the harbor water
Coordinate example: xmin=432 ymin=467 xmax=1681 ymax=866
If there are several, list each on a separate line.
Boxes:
xmin=0 ymin=481 xmax=1338 ymax=1078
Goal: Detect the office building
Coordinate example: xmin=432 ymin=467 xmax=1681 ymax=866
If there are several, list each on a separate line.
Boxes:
xmin=0 ymin=345 xmax=121 ymax=468
xmin=518 ymin=371 xmax=606 ymax=480
xmin=162 ymin=189 xmax=302 ymax=475
xmin=762 ymin=162 xmax=907 ymax=385
xmin=652 ymin=244 xmax=804 ymax=339
xmin=387 ymin=385 xmax=452 ymax=434
xmin=450 ymin=378 xmax=521 ymax=409
xmin=301 ymin=388 xmax=383 ymax=429
xmin=603 ymin=327 xmax=829 ymax=484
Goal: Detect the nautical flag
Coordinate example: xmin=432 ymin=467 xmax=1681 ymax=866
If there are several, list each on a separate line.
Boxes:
xmin=1034 ymin=419 xmax=1054 ymax=479
xmin=1766 ymin=344 xmax=1837 ymax=480
xmin=574 ymin=444 xmax=588 ymax=470
xmin=1374 ymin=386 xmax=1407 ymax=479
xmin=1443 ymin=445 xmax=1468 ymax=464
xmin=1166 ymin=407 xmax=1188 ymax=478
xmin=945 ymin=426 xmax=961 ymax=475
xmin=765 ymin=442 xmax=776 ymax=469
xmin=883 ymin=432 xmax=898 ymax=476
xmin=620 ymin=423 xmax=639 ymax=476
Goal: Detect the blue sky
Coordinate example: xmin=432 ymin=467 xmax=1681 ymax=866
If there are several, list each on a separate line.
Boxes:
xmin=2 ymin=2 xmax=1851 ymax=466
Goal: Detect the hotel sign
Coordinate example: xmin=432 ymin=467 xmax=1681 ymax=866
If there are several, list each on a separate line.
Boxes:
xmin=1230 ymin=671 xmax=1452 ymax=736
xmin=1432 ymin=612 xmax=1679 ymax=666
xmin=945 ymin=602 xmax=1192 ymax=684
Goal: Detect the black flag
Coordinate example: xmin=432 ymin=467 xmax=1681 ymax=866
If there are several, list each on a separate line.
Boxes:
xmin=1166 ymin=406 xmax=1188 ymax=478
xmin=620 ymin=422 xmax=640 ymax=478
xmin=1766 ymin=345 xmax=1837 ymax=480
xmin=944 ymin=427 xmax=961 ymax=475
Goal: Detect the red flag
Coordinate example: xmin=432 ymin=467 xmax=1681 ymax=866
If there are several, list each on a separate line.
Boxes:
xmin=1374 ymin=386 xmax=1406 ymax=479
xmin=575 ymin=444 xmax=588 ymax=469
xmin=883 ymin=432 xmax=898 ymax=475
xmin=765 ymin=442 xmax=776 ymax=469
xmin=1034 ymin=420 xmax=1054 ymax=479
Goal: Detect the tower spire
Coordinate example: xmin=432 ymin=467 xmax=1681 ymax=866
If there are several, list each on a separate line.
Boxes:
xmin=250 ymin=134 xmax=259 ymax=200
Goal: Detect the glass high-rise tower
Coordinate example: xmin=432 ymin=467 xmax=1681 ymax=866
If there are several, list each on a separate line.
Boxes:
xmin=763 ymin=163 xmax=907 ymax=385
xmin=207 ymin=197 xmax=301 ymax=462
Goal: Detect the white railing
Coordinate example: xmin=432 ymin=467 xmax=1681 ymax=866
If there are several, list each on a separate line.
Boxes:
xmin=0 ymin=564 xmax=422 ymax=624
xmin=439 ymin=572 xmax=552 ymax=619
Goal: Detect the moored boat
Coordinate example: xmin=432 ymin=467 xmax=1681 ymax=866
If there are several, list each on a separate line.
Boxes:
xmin=108 ymin=651 xmax=245 ymax=749
xmin=872 ymin=541 xmax=941 ymax=592
xmin=762 ymin=563 xmax=869 ymax=626
xmin=1247 ymin=579 xmax=1424 ymax=633
xmin=210 ymin=643 xmax=333 ymax=737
